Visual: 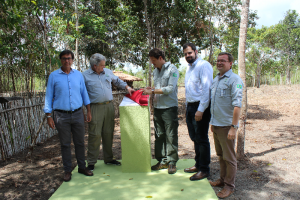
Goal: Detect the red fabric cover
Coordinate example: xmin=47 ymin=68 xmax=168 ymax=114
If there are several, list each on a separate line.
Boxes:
xmin=125 ymin=89 xmax=149 ymax=106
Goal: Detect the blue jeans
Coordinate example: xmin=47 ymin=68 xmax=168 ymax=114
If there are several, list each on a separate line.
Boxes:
xmin=54 ymin=108 xmax=86 ymax=172
xmin=186 ymin=102 xmax=211 ymax=173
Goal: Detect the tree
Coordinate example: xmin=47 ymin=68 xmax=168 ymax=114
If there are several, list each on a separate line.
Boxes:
xmin=237 ymin=0 xmax=250 ymax=160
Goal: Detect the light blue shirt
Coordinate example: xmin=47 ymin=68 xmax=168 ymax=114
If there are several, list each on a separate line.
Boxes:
xmin=210 ymin=69 xmax=243 ymax=126
xmin=43 ymin=68 xmax=90 ymax=113
xmin=82 ymin=68 xmax=127 ymax=103
xmin=153 ymin=62 xmax=179 ymax=109
xmin=185 ymin=57 xmax=213 ymax=112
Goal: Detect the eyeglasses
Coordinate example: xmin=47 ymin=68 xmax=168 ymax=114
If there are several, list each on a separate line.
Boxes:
xmin=215 ymin=60 xmax=230 ymax=63
xmin=61 ymin=57 xmax=73 ymax=61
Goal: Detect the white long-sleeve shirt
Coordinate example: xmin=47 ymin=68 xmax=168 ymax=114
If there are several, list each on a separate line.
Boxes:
xmin=185 ymin=57 xmax=213 ymax=112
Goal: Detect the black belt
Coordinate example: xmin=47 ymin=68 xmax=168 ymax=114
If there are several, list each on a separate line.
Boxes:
xmin=187 ymin=101 xmax=200 ymax=106
xmin=54 ymin=107 xmax=81 ymax=114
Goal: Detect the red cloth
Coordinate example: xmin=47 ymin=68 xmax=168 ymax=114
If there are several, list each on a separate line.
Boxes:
xmin=125 ymin=89 xmax=149 ymax=106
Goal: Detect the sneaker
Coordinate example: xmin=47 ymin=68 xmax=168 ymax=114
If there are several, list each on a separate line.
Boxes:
xmin=168 ymin=164 xmax=177 ymax=174
xmin=105 ymin=160 xmax=121 ymax=166
xmin=87 ymin=165 xmax=94 ymax=171
xmin=151 ymin=162 xmax=168 ymax=170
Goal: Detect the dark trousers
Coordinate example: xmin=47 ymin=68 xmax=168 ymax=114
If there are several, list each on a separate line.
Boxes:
xmin=153 ymin=107 xmax=179 ymax=165
xmin=54 ymin=109 xmax=86 ymax=172
xmin=186 ymin=102 xmax=211 ymax=173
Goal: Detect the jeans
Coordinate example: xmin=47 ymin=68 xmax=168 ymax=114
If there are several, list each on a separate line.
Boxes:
xmin=186 ymin=103 xmax=211 ymax=173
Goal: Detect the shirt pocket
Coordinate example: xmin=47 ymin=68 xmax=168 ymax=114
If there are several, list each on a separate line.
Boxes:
xmin=86 ymin=81 xmax=100 ymax=92
xmin=161 ymin=74 xmax=169 ymax=87
xmin=218 ymin=84 xmax=231 ymax=98
xmin=105 ymin=77 xmax=112 ymax=89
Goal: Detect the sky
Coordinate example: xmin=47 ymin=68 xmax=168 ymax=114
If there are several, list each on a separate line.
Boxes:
xmin=250 ymin=0 xmax=300 ymax=28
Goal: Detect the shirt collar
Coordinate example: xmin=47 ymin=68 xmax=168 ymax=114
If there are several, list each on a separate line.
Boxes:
xmin=217 ymin=69 xmax=233 ymax=78
xmin=58 ymin=67 xmax=74 ymax=74
xmin=189 ymin=57 xmax=202 ymax=68
xmin=87 ymin=67 xmax=106 ymax=75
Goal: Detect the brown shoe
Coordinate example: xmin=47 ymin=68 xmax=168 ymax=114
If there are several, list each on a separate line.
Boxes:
xmin=151 ymin=162 xmax=168 ymax=170
xmin=168 ymin=164 xmax=177 ymax=174
xmin=78 ymin=168 xmax=94 ymax=176
xmin=63 ymin=172 xmax=72 ymax=182
xmin=209 ymin=179 xmax=225 ymax=187
xmin=184 ymin=166 xmax=199 ymax=173
xmin=217 ymin=188 xmax=234 ymax=199
xmin=189 ymin=171 xmax=209 ymax=181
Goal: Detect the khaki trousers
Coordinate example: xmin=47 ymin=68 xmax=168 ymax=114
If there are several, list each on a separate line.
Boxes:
xmin=87 ymin=102 xmax=115 ymax=165
xmin=212 ymin=126 xmax=237 ymax=190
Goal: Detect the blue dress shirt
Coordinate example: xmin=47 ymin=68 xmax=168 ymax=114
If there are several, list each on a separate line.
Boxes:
xmin=43 ymin=68 xmax=90 ymax=113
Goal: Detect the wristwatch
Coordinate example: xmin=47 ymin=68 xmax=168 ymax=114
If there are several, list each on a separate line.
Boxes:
xmin=231 ymin=124 xmax=238 ymax=129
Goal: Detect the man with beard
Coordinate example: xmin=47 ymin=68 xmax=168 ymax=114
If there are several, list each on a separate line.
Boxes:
xmin=143 ymin=48 xmax=179 ymax=174
xmin=183 ymin=43 xmax=213 ymax=180
xmin=209 ymin=52 xmax=243 ymax=198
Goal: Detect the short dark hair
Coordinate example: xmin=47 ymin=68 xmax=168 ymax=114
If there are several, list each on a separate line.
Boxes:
xmin=218 ymin=52 xmax=233 ymax=62
xmin=149 ymin=48 xmax=165 ymax=60
xmin=183 ymin=43 xmax=197 ymax=51
xmin=59 ymin=50 xmax=74 ymax=59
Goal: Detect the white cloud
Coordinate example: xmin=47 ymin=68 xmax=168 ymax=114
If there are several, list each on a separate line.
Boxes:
xmin=250 ymin=0 xmax=300 ymax=27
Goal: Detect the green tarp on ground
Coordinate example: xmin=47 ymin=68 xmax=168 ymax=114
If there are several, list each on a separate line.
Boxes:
xmin=50 ymin=159 xmax=218 ymax=200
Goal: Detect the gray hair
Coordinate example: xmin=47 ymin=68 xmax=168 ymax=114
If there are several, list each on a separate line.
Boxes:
xmin=90 ymin=53 xmax=106 ymax=67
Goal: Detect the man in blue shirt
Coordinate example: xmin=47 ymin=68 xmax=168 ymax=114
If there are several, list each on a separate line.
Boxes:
xmin=209 ymin=52 xmax=243 ymax=199
xmin=44 ymin=50 xmax=93 ymax=182
xmin=183 ymin=43 xmax=213 ymax=181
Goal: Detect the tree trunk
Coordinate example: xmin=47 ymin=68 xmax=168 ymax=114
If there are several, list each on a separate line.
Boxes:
xmin=143 ymin=0 xmax=152 ymax=88
xmin=75 ymin=0 xmax=80 ymax=71
xmin=237 ymin=0 xmax=250 ymax=160
xmin=286 ymin=55 xmax=291 ymax=85
xmin=256 ymin=64 xmax=261 ymax=88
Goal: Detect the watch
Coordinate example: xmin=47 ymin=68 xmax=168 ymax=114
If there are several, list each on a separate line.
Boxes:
xmin=152 ymin=89 xmax=154 ymax=94
xmin=231 ymin=124 xmax=238 ymax=129
xmin=46 ymin=115 xmax=52 ymax=118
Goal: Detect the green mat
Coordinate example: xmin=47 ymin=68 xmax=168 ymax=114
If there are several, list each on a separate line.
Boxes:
xmin=50 ymin=159 xmax=218 ymax=200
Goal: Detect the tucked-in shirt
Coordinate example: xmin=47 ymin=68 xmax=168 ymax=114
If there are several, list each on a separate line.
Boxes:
xmin=185 ymin=57 xmax=213 ymax=112
xmin=210 ymin=69 xmax=243 ymax=126
xmin=153 ymin=62 xmax=179 ymax=109
xmin=82 ymin=68 xmax=127 ymax=103
xmin=43 ymin=68 xmax=90 ymax=113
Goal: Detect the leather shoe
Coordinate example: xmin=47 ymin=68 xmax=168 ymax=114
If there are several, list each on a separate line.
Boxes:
xmin=168 ymin=164 xmax=177 ymax=174
xmin=151 ymin=162 xmax=168 ymax=170
xmin=190 ymin=171 xmax=209 ymax=181
xmin=217 ymin=188 xmax=234 ymax=199
xmin=78 ymin=168 xmax=94 ymax=176
xmin=209 ymin=179 xmax=225 ymax=187
xmin=184 ymin=166 xmax=199 ymax=173
xmin=63 ymin=172 xmax=72 ymax=182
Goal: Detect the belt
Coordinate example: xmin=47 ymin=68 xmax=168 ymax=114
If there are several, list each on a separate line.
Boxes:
xmin=187 ymin=101 xmax=200 ymax=106
xmin=91 ymin=101 xmax=112 ymax=105
xmin=54 ymin=107 xmax=81 ymax=114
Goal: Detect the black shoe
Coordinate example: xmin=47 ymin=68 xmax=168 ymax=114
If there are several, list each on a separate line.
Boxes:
xmin=87 ymin=165 xmax=94 ymax=171
xmin=168 ymin=164 xmax=177 ymax=174
xmin=151 ymin=162 xmax=168 ymax=170
xmin=105 ymin=160 xmax=121 ymax=166
xmin=78 ymin=168 xmax=93 ymax=176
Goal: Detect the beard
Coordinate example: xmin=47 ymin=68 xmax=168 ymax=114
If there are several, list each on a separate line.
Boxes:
xmin=186 ymin=56 xmax=197 ymax=64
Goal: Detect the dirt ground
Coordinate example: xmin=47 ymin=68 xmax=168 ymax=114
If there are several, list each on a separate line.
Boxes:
xmin=0 ymin=85 xmax=299 ymax=200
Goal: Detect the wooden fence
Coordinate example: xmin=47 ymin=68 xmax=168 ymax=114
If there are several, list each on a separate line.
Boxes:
xmin=0 ymin=91 xmax=127 ymax=161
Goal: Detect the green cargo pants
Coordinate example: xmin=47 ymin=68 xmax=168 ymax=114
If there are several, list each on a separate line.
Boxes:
xmin=153 ymin=106 xmax=179 ymax=165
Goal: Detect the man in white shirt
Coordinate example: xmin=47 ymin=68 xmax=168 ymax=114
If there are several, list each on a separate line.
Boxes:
xmin=183 ymin=43 xmax=213 ymax=180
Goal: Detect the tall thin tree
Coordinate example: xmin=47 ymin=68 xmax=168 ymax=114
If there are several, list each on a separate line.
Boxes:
xmin=237 ymin=0 xmax=250 ymax=160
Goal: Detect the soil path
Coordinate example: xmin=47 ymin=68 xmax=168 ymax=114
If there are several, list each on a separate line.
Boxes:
xmin=0 ymin=85 xmax=299 ymax=200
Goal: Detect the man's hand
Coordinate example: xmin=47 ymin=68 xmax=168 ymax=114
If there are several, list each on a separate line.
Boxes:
xmin=143 ymin=87 xmax=153 ymax=95
xmin=85 ymin=111 xmax=92 ymax=122
xmin=227 ymin=127 xmax=237 ymax=140
xmin=210 ymin=125 xmax=214 ymax=133
xmin=195 ymin=111 xmax=203 ymax=121
xmin=47 ymin=117 xmax=55 ymax=129
xmin=127 ymin=86 xmax=136 ymax=96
